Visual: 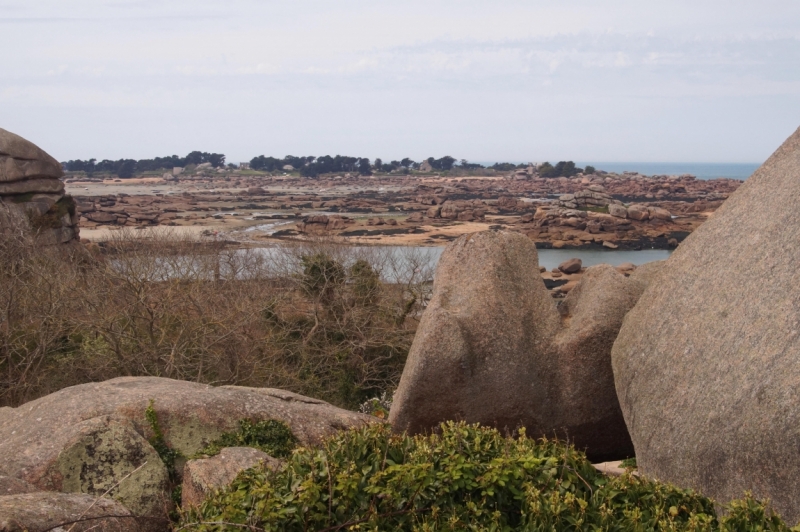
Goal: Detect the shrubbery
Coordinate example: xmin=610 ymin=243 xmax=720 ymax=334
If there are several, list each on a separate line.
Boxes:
xmin=0 ymin=231 xmax=433 ymax=409
xmin=180 ymin=422 xmax=797 ymax=531
xmin=195 ymin=419 xmax=297 ymax=459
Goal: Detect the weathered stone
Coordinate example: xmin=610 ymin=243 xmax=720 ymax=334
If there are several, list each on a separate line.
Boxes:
xmin=0 ymin=128 xmax=64 ymax=183
xmin=0 ymin=476 xmax=38 ymax=496
xmin=182 ymin=447 xmax=280 ymax=508
xmin=389 ymin=231 xmax=658 ymax=460
xmin=611 ymin=126 xmax=800 ymax=524
xmin=615 ymin=262 xmax=636 ymax=274
xmin=440 ymin=202 xmax=460 ymax=219
xmin=327 ymin=217 xmax=346 ymax=230
xmin=0 ymin=178 xmax=65 ymax=196
xmin=85 ymin=212 xmax=117 ymax=224
xmin=558 ymin=258 xmax=582 ymax=274
xmin=626 ymin=205 xmax=649 ymax=221
xmin=426 ymin=205 xmax=441 ymax=218
xmin=608 ymin=204 xmax=628 ymax=218
xmin=0 ymin=492 xmax=140 ymax=532
xmin=0 ymin=377 xmax=375 ymax=520
xmin=648 ymin=207 xmax=672 ymax=221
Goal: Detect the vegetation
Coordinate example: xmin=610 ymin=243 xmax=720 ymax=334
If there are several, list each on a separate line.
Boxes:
xmin=62 ymin=150 xmax=603 ymax=179
xmin=63 ymin=151 xmax=226 ymax=177
xmin=180 ymin=422 xmax=797 ymax=531
xmin=0 ymin=230 xmax=433 ymax=409
xmin=539 ymin=161 xmax=583 ymax=178
xmin=194 ymin=419 xmax=297 ymax=459
xmin=145 ymin=399 xmax=184 ymax=483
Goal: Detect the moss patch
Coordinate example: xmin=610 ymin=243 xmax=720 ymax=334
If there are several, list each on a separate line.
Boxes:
xmin=144 ymin=399 xmax=184 ymax=483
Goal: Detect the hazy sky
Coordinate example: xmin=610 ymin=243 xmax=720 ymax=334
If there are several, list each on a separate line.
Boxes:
xmin=1 ymin=1 xmax=799 ymax=163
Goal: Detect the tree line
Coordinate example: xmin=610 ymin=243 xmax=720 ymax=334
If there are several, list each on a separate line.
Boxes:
xmin=62 ymin=150 xmax=596 ymax=179
xmin=62 ymin=151 xmax=226 ymax=178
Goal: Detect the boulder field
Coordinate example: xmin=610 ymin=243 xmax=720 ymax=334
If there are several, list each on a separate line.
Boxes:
xmin=0 ymin=377 xmax=374 ymax=530
xmin=0 ymin=128 xmax=79 ymax=245
xmin=389 ymin=230 xmax=663 ymax=461
xmin=612 ymin=125 xmax=800 ymax=524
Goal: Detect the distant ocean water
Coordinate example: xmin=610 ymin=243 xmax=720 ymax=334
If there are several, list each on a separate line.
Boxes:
xmin=477 ymin=162 xmax=760 ymax=180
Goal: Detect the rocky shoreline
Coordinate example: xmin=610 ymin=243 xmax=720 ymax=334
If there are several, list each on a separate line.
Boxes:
xmin=66 ymin=168 xmax=739 ymax=250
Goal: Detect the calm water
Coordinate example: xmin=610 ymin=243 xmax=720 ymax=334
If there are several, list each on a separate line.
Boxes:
xmin=395 ymin=247 xmax=670 ymax=272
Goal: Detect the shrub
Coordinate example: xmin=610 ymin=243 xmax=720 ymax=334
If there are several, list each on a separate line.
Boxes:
xmin=0 ymin=232 xmax=432 ymax=409
xmin=195 ymin=419 xmax=297 ymax=459
xmin=180 ymin=422 xmax=797 ymax=531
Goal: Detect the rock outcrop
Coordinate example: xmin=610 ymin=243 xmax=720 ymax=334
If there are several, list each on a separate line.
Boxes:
xmin=0 ymin=128 xmax=79 ymax=245
xmin=0 ymin=377 xmax=374 ymax=520
xmin=611 ymin=126 xmax=800 ymax=524
xmin=0 ymin=492 xmax=139 ymax=532
xmin=181 ymin=447 xmax=280 ymax=508
xmin=389 ymin=230 xmax=660 ymax=460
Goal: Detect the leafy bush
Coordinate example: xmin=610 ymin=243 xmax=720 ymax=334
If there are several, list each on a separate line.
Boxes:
xmin=195 ymin=419 xmax=297 ymax=459
xmin=180 ymin=422 xmax=797 ymax=531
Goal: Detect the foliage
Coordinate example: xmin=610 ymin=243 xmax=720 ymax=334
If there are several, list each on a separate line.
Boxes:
xmin=539 ymin=161 xmax=583 ymax=178
xmin=491 ymin=162 xmax=526 ymax=171
xmin=145 ymin=399 xmax=184 ymax=483
xmin=585 ymin=165 xmax=597 ymax=174
xmin=0 ymin=232 xmax=432 ymax=409
xmin=299 ymin=252 xmax=346 ymax=301
xmin=180 ymin=422 xmax=797 ymax=531
xmin=358 ymin=390 xmax=392 ymax=419
xmin=195 ymin=419 xmax=297 ymax=459
xmin=426 ymin=155 xmax=456 ymax=171
xmin=249 ymin=155 xmax=372 ymax=177
xmin=62 ymin=151 xmax=226 ymax=177
xmin=621 ymin=456 xmax=638 ymax=470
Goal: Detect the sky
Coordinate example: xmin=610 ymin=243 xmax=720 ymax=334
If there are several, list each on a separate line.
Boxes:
xmin=1 ymin=1 xmax=799 ymax=164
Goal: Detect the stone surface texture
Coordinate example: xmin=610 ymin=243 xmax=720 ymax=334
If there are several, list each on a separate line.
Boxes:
xmin=0 ymin=377 xmax=374 ymax=520
xmin=389 ymin=230 xmax=660 ymax=460
xmin=0 ymin=492 xmax=139 ymax=532
xmin=611 ymin=125 xmax=800 ymax=525
xmin=0 ymin=128 xmax=79 ymax=245
xmin=181 ymin=447 xmax=280 ymax=508
xmin=0 ymin=476 xmax=39 ymax=496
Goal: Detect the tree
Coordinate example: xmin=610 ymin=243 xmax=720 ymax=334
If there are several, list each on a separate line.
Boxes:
xmin=373 ymin=158 xmax=383 ymax=171
xmin=299 ymin=253 xmax=346 ymax=305
xmin=358 ymin=158 xmax=372 ymax=176
xmin=208 ymin=153 xmax=226 ymax=168
xmin=585 ymin=165 xmax=596 ymax=175
xmin=117 ymin=160 xmax=136 ymax=179
xmin=539 ymin=162 xmax=557 ymax=177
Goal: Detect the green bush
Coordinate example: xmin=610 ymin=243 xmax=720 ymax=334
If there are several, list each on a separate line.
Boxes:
xmin=194 ymin=419 xmax=297 ymax=459
xmin=180 ymin=422 xmax=797 ymax=531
